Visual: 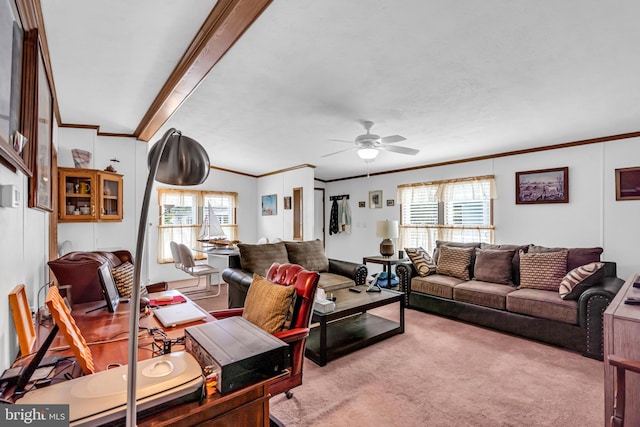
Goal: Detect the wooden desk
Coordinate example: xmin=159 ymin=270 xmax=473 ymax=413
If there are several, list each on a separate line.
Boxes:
xmin=16 ymin=290 xmax=275 ymax=426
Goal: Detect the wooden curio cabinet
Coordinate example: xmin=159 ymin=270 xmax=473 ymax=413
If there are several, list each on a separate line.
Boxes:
xmin=58 ymin=167 xmax=123 ymax=222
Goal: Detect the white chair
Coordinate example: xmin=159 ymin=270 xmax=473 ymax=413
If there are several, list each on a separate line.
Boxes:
xmin=177 ymin=243 xmax=224 ymax=297
xmin=169 ymin=241 xmax=183 ymax=270
xmin=256 ymin=237 xmax=269 ymax=244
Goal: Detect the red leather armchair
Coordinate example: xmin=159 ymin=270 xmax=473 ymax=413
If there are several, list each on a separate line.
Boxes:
xmin=48 ymin=250 xmax=167 ymax=304
xmin=211 ymin=262 xmax=320 ymax=399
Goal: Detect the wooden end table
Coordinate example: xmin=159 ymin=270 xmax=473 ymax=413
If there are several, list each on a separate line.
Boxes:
xmin=305 ymin=287 xmax=404 ymax=366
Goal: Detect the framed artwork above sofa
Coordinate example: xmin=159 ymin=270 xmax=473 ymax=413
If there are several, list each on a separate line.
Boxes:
xmin=515 ymin=167 xmax=568 ymax=204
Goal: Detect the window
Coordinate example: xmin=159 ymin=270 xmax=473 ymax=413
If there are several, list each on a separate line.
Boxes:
xmin=398 ymin=175 xmax=495 ymax=255
xmin=157 ymin=189 xmax=238 ymax=263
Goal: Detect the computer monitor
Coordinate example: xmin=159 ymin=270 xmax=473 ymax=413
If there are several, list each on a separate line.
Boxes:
xmin=97 ymin=263 xmax=120 ymax=313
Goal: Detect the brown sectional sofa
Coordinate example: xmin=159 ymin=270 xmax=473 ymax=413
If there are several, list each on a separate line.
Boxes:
xmin=222 ymin=240 xmax=368 ymax=308
xmin=396 ymin=241 xmax=624 ymax=360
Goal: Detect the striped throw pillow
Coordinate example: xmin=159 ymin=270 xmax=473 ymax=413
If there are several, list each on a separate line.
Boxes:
xmin=405 ymin=247 xmax=437 ymax=277
xmin=559 ymin=262 xmax=605 ymax=300
xmin=111 ymin=262 xmax=144 ymax=298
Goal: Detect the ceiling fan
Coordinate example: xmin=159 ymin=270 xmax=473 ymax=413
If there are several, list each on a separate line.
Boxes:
xmin=323 ymin=120 xmax=419 ymax=160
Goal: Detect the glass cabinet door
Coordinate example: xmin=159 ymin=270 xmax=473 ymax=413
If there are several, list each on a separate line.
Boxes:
xmin=59 ymin=169 xmax=96 ymax=221
xmin=98 ymin=172 xmax=123 ymax=221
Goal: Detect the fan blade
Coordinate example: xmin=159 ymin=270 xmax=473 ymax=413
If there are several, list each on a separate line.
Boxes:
xmin=380 ymin=135 xmax=406 ymax=144
xmin=328 ymin=139 xmax=354 ymax=144
xmin=380 ymin=145 xmax=419 ymax=155
xmin=321 ymin=147 xmax=356 ymax=158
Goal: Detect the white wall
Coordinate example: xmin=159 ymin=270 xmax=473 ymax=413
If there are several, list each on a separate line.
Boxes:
xmin=256 ymin=166 xmax=315 ymax=242
xmin=324 ymin=137 xmax=640 ymax=280
xmin=57 ymin=128 xmax=142 ymax=254
xmin=0 ymin=126 xmax=54 ymax=371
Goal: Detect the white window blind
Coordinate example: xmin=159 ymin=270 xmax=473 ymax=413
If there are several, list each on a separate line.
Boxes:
xmin=157 ymin=189 xmax=238 ymax=263
xmin=399 ymin=176 xmax=495 ymax=255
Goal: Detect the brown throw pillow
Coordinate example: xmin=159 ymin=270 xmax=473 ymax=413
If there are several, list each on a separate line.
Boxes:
xmin=518 ymin=250 xmax=568 ymax=291
xmin=559 ymin=262 xmax=605 ymax=300
xmin=436 ymin=246 xmax=474 ymax=280
xmin=238 ymin=242 xmax=289 ymax=276
xmin=284 ymin=240 xmax=329 ymax=272
xmin=242 ymin=274 xmax=296 ymax=334
xmin=472 ymin=249 xmax=515 ymax=285
xmin=480 ymin=243 xmax=530 ymax=285
xmin=405 ymin=247 xmax=437 ymax=277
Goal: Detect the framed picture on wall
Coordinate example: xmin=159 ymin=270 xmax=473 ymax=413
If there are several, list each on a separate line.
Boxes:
xmin=615 ymin=166 xmax=640 ymax=201
xmin=261 ymin=194 xmax=277 ymax=215
xmin=369 ymin=190 xmax=382 ymax=208
xmin=515 ymin=167 xmax=568 ymax=204
xmin=284 ymin=196 xmax=292 ymax=209
xmin=29 ymin=48 xmax=53 ymax=211
xmin=0 ymin=0 xmax=31 ymax=176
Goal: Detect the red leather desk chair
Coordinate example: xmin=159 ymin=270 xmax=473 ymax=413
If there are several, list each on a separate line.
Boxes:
xmin=211 ymin=262 xmax=320 ymax=399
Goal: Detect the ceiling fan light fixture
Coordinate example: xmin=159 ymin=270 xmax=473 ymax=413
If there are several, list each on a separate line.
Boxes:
xmin=357 ymin=147 xmax=379 ymax=160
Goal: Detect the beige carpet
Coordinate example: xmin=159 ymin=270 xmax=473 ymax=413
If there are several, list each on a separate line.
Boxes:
xmin=270 ymin=305 xmax=604 ymax=427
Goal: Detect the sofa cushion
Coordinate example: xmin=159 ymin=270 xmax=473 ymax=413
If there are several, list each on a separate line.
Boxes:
xmin=318 ymin=272 xmax=354 ymax=292
xmin=242 ymin=274 xmax=296 ymax=334
xmin=453 ymin=280 xmax=516 ymax=310
xmin=411 ymin=274 xmax=465 ymax=299
xmin=480 ymin=243 xmax=529 ymax=285
xmin=506 ymin=288 xmax=578 ymax=325
xmin=559 ymin=262 xmax=606 ymax=300
xmin=528 ymin=245 xmax=603 ymax=272
xmin=284 ymin=240 xmax=329 ymax=272
xmin=405 ymin=247 xmax=437 ymax=277
xmin=518 ymin=250 xmax=568 ymax=291
xmin=238 ymin=242 xmax=289 ymax=276
xmin=472 ymin=249 xmax=515 ymax=285
xmin=436 ymin=246 xmax=474 ymax=280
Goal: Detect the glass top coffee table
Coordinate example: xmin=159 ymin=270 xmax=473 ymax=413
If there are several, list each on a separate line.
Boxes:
xmin=305 ymin=286 xmax=404 ymax=366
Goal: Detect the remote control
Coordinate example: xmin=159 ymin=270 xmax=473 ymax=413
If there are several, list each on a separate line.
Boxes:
xmin=624 ymin=297 xmax=640 ymax=305
xmin=348 ymin=287 xmax=362 ymax=293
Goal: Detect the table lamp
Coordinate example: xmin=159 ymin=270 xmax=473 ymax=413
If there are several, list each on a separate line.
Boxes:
xmin=376 ymin=220 xmax=399 ymax=257
xmin=127 ymin=128 xmax=210 ymax=427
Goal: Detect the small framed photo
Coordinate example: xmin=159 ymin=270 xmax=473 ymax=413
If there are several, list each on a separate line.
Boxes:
xmin=369 ymin=190 xmax=382 ymax=208
xmin=615 ymin=166 xmax=640 ymax=201
xmin=515 ymin=167 xmax=568 ymax=204
xmin=386 ymin=199 xmax=395 ymax=207
xmin=284 ymin=196 xmax=292 ymax=209
xmin=358 ymin=201 xmax=366 ymax=208
xmin=261 ymin=194 xmax=277 ymax=215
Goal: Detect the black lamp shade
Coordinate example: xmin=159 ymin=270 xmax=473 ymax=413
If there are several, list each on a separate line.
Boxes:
xmin=148 ymin=132 xmax=210 ymax=185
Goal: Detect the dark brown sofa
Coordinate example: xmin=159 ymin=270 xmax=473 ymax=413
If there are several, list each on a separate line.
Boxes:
xmin=48 ymin=250 xmax=166 ymax=304
xmin=222 ymin=240 xmax=368 ymax=308
xmin=396 ymin=241 xmax=624 ymax=360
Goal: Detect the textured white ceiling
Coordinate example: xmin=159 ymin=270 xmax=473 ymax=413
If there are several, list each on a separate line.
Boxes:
xmin=41 ymin=0 xmax=640 ymax=180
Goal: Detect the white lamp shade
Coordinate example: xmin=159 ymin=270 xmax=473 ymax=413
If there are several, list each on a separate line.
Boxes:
xmin=376 ymin=220 xmax=399 ymax=239
xmin=357 ymin=147 xmax=379 ymax=160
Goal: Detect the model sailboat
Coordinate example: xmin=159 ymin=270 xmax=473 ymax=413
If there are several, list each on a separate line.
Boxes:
xmin=198 ymin=202 xmax=227 ymax=243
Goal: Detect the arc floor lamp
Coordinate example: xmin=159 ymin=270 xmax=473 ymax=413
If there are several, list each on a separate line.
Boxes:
xmin=126 ymin=128 xmax=210 ymax=427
